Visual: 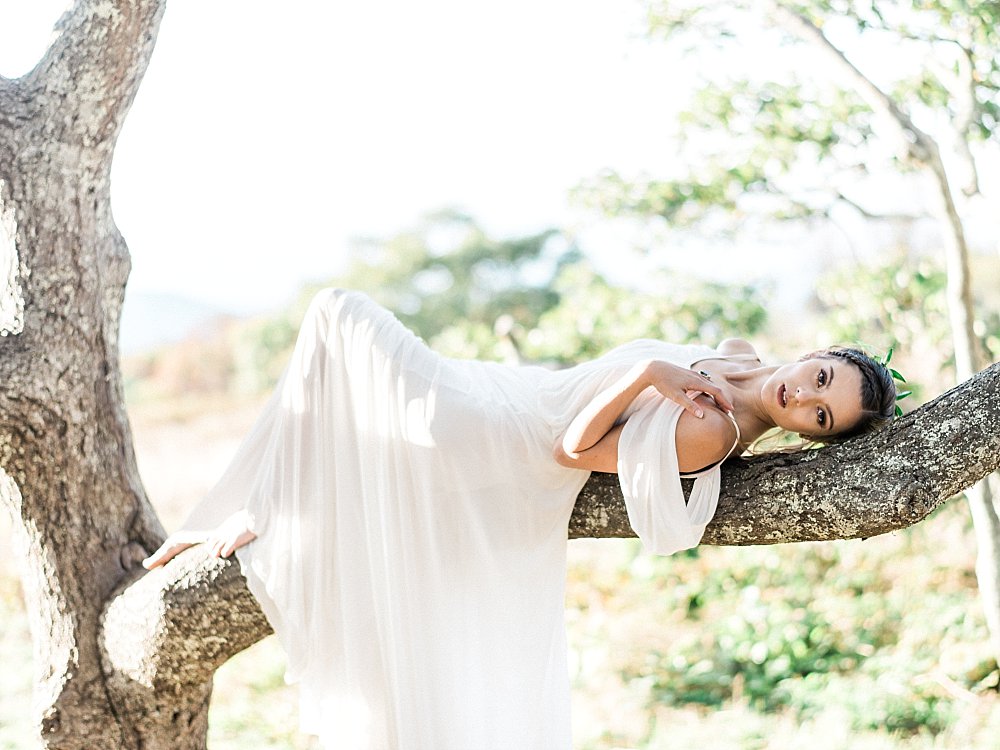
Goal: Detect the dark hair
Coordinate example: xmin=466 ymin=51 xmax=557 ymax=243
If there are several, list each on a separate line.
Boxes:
xmin=804 ymin=347 xmax=897 ymax=443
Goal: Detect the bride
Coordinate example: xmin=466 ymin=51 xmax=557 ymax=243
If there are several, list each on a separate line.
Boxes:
xmin=143 ymin=288 xmax=896 ymax=749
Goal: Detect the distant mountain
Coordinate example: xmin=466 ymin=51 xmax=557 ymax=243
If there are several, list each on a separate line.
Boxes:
xmin=119 ymin=291 xmax=237 ymax=356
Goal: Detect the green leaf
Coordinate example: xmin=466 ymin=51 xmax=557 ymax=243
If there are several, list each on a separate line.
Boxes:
xmin=896 ymin=390 xmax=912 ymax=400
xmin=889 ymin=368 xmax=907 ymax=382
xmin=884 ymin=346 xmax=894 ymax=365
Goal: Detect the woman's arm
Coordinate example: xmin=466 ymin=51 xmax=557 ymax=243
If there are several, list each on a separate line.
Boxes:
xmin=553 ymin=359 xmax=734 ymax=471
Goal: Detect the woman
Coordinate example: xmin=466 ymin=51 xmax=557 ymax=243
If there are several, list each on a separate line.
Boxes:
xmin=144 ymin=288 xmax=896 ymax=750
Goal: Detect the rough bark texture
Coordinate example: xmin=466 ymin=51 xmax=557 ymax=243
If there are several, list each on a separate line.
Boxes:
xmin=0 ymin=0 xmax=193 ymax=747
xmin=1 ymin=0 xmax=999 ymax=747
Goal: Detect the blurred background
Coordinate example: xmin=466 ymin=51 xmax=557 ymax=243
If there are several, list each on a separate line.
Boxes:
xmin=1 ymin=0 xmax=999 ymax=748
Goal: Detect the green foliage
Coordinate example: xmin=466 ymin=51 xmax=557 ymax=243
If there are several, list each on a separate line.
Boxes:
xmin=230 ymin=314 xmax=300 ymax=394
xmin=596 ymin=503 xmax=995 ymax=742
xmin=596 ymin=1 xmax=1000 ymax=235
xmin=233 ymin=213 xmax=769 ymax=377
xmin=635 ymin=546 xmax=895 ymax=713
xmin=815 ymin=252 xmax=951 ymax=398
xmin=333 ymin=209 xmax=576 ymax=347
xmin=786 ymin=0 xmax=1000 ymax=145
xmin=522 ymin=263 xmax=768 ymax=365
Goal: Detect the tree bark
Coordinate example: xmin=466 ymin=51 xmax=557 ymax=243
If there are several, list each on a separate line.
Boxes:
xmin=0 ymin=1 xmax=197 ymax=747
xmin=2 ymin=1 xmax=999 ymax=747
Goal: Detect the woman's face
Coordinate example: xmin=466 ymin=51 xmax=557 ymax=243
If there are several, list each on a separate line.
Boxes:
xmin=762 ymin=356 xmax=864 ymax=438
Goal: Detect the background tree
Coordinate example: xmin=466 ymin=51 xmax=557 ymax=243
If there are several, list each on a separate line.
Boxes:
xmin=1 ymin=0 xmax=999 ymax=747
xmin=579 ymin=0 xmax=1000 ymax=659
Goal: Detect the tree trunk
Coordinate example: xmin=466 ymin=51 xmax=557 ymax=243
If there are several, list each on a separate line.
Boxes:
xmin=0 ymin=1 xmax=208 ymax=747
xmin=2 ymin=1 xmax=999 ymax=747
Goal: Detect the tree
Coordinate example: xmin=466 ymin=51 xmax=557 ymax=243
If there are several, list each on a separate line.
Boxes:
xmin=0 ymin=1 xmax=998 ymax=747
xmin=580 ymin=0 xmax=1000 ymax=658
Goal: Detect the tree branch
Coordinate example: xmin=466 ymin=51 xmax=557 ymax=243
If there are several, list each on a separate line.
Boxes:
xmin=110 ymin=363 xmax=1000 ymax=675
xmin=767 ymin=2 xmax=936 ymax=164
xmin=26 ymin=0 xmax=166 ymax=150
xmin=100 ymin=550 xmax=267 ymax=749
xmin=833 ymin=190 xmax=925 ymax=223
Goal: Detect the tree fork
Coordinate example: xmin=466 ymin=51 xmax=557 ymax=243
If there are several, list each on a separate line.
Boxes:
xmin=0 ymin=0 xmax=200 ymax=747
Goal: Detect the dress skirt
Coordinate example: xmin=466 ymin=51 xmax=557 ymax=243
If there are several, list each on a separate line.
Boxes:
xmin=175 ymin=288 xmax=725 ymax=749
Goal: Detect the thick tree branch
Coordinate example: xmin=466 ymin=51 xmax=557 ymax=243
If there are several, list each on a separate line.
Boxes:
xmin=100 ymin=551 xmax=269 ymax=749
xmin=110 ymin=363 xmax=1000 ymax=674
xmin=576 ymin=362 xmax=1000 ymax=543
xmin=27 ymin=0 xmax=166 ymax=150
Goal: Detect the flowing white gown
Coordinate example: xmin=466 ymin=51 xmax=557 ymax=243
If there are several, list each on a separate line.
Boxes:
xmin=176 ymin=288 xmax=727 ymax=749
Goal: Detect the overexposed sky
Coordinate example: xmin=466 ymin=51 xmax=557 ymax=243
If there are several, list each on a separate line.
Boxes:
xmin=1 ymin=0 xmax=702 ymax=313
xmin=4 ymin=0 xmax=993 ymax=331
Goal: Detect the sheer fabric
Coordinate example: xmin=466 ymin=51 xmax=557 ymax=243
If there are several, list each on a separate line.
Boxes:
xmin=175 ymin=289 xmax=726 ymax=749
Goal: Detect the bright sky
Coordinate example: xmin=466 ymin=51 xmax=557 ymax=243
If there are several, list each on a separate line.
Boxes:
xmin=1 ymin=0 xmax=701 ymax=314
xmin=5 ymin=0 xmax=994 ymax=337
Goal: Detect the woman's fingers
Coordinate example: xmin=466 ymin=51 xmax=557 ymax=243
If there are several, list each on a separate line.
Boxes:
xmin=141 ymin=531 xmax=212 ymax=569
xmin=209 ymin=537 xmax=226 ymax=558
xmin=207 ymin=527 xmax=258 ymax=559
xmin=142 ymin=539 xmax=195 ymax=569
xmin=648 ymin=361 xmax=736 ymax=418
xmin=140 ymin=522 xmax=257 ymax=568
xmin=678 ymin=388 xmax=706 ymax=418
xmin=700 ymin=382 xmax=735 ymax=414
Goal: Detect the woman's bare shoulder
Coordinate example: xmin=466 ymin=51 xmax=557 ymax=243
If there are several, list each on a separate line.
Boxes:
xmin=674 ymin=397 xmax=738 ymax=474
xmin=717 ymin=338 xmax=760 ymax=360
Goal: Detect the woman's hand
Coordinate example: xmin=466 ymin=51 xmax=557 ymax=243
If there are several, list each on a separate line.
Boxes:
xmin=141 ymin=530 xmax=207 ymax=569
xmin=142 ymin=510 xmax=258 ymax=570
xmin=206 ymin=509 xmax=258 ymax=559
xmin=558 ymin=357 xmax=737 ymax=466
xmin=641 ymin=359 xmax=735 ymax=417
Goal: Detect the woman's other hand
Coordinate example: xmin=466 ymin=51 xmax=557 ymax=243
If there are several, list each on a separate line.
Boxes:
xmin=141 ymin=530 xmax=208 ymax=569
xmin=206 ymin=509 xmax=258 ymax=559
xmin=141 ymin=510 xmax=258 ymax=569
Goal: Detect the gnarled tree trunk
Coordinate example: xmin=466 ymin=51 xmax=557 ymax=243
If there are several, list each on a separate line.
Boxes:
xmin=1 ymin=1 xmax=999 ymax=748
xmin=0 ymin=1 xmax=196 ymax=747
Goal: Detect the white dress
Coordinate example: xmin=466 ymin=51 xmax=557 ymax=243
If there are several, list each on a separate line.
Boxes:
xmin=176 ymin=289 xmax=728 ymax=750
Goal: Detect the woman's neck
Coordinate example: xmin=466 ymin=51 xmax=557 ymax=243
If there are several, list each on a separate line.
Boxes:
xmin=719 ymin=365 xmax=780 ymax=446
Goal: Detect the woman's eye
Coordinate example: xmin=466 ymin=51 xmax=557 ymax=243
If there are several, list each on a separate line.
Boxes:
xmin=817 ymin=408 xmax=826 ymax=427
xmin=817 ymin=369 xmax=827 ymax=386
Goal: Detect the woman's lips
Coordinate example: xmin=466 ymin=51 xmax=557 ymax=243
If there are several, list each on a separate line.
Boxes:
xmin=778 ymin=384 xmax=787 ymax=408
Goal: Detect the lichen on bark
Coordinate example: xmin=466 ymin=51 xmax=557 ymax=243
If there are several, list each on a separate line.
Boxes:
xmin=0 ymin=182 xmax=24 ymax=336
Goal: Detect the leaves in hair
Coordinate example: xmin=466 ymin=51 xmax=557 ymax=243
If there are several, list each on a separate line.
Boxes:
xmin=861 ymin=343 xmax=911 ymax=417
xmin=875 ymin=345 xmax=911 ymax=417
